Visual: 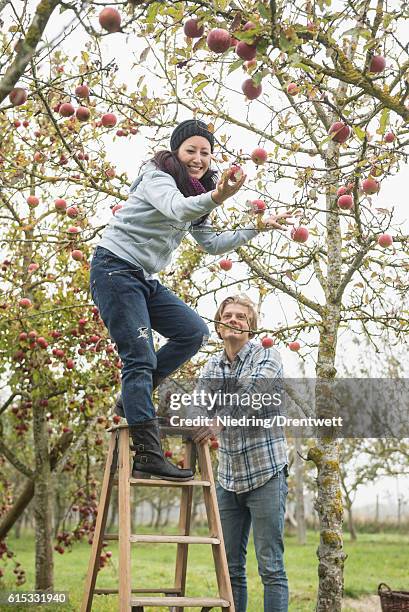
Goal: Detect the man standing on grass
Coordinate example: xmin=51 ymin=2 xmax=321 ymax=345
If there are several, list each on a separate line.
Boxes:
xmin=192 ymin=294 xmax=289 ymax=612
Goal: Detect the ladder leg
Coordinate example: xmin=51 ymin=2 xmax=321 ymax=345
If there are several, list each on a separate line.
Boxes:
xmin=197 ymin=443 xmax=235 ymax=612
xmin=174 ymin=439 xmax=195 ymax=612
xmin=118 ymin=428 xmax=132 ymax=611
xmin=81 ymin=431 xmax=117 ymax=612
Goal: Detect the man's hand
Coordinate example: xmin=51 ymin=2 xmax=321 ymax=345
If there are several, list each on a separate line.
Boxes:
xmin=192 ymin=420 xmax=224 ymax=444
xmin=211 ymin=171 xmax=247 ymax=205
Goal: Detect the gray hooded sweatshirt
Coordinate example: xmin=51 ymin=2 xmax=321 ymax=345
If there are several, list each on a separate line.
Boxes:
xmin=98 ymin=162 xmax=258 ymax=275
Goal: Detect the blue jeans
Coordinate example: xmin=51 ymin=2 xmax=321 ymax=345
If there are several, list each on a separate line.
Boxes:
xmin=89 ymin=246 xmax=209 ymax=424
xmin=216 ymin=470 xmax=289 ymax=612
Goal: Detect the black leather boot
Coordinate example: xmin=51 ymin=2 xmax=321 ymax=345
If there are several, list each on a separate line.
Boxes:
xmin=129 ymin=418 xmax=194 ymax=481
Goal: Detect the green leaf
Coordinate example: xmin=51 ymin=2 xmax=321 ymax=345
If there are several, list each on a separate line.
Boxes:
xmin=379 ymin=108 xmax=390 ymax=135
xmin=194 ymin=81 xmax=211 ymax=93
xmin=258 ymin=2 xmax=271 ymax=20
xmin=146 ymin=2 xmax=160 ymax=24
xmin=192 ymin=73 xmax=208 ymax=84
xmin=279 ymin=32 xmax=294 ymax=52
xmin=353 ymin=126 xmax=366 ymax=141
xmin=228 ymin=58 xmax=244 ymax=74
xmin=251 ymin=72 xmax=263 ymax=86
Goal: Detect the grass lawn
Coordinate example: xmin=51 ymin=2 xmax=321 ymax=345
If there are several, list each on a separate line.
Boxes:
xmin=1 ymin=530 xmax=408 ymax=611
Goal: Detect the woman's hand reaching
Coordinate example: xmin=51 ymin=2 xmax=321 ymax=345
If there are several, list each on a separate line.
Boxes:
xmin=262 ymin=211 xmax=296 ymax=231
xmin=211 ymin=170 xmax=247 ymax=205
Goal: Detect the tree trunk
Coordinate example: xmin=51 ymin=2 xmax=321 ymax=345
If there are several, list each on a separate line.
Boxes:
xmin=309 ymin=313 xmax=346 ymax=612
xmin=14 ymin=516 xmax=23 ymax=539
xmin=32 ymin=401 xmax=53 ymax=590
xmin=347 ymin=505 xmax=357 ymax=541
xmin=294 ymin=437 xmax=306 ymax=545
xmin=0 ymin=431 xmax=73 ymax=540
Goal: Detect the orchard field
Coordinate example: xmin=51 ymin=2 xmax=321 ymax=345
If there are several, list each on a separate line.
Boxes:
xmin=0 ymin=1 xmax=408 ymax=611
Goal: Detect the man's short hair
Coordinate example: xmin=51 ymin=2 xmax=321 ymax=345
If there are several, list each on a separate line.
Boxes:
xmin=214 ymin=294 xmax=258 ymax=339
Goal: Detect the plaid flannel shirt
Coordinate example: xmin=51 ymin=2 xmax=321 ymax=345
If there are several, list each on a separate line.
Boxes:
xmin=197 ymin=339 xmax=288 ymax=493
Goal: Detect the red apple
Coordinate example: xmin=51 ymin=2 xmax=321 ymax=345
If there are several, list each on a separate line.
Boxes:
xmin=71 ymin=249 xmax=84 ymax=261
xmin=59 ymin=103 xmax=75 ymax=117
xmin=251 ymin=147 xmax=267 ymax=164
xmin=337 ymin=194 xmax=354 ymax=210
xmin=101 ymin=113 xmax=117 ymax=128
xmin=245 ymin=59 xmax=257 ymax=73
xmin=26 ymin=195 xmax=39 ymax=207
xmin=66 ymin=206 xmax=79 ymax=218
xmin=67 ymin=226 xmax=80 ymax=236
xmin=369 ymin=55 xmax=386 ymax=73
xmin=236 ymin=41 xmax=257 ymax=61
xmin=384 ymin=132 xmax=395 ymax=143
xmin=54 ymin=198 xmax=67 ymax=212
xmin=105 ymin=167 xmax=116 ymax=179
xmin=286 ymin=82 xmax=299 ymax=95
xmin=206 ymin=28 xmax=231 ymax=53
xmin=228 ymin=164 xmax=244 ymax=182
xmin=14 ymin=120 xmax=21 ymax=128
xmin=112 ymin=204 xmax=123 ymax=215
xmin=28 ymin=330 xmax=37 ymax=339
xmin=241 ymin=79 xmax=262 ymax=100
xmin=19 ymin=332 xmax=28 ymax=341
xmin=76 ymin=106 xmax=90 ymax=122
xmin=75 ymin=84 xmax=89 ymax=98
xmin=289 ymin=341 xmax=300 ymax=352
xmin=112 ymin=415 xmax=121 ymax=424
xmin=23 ymin=120 xmax=29 ymax=127
xmin=19 ymin=298 xmax=32 ymax=309
xmin=99 ymin=7 xmax=121 ymax=33
xmin=9 ymin=87 xmax=27 ymax=106
xmin=377 ymin=233 xmax=393 ymax=248
xmin=336 ymin=186 xmax=348 ymax=197
xmin=164 ymin=450 xmax=173 ymax=458
xmin=210 ymin=440 xmax=219 ymax=450
xmin=37 ymin=336 xmax=48 ymax=349
xmin=250 ymin=199 xmax=266 ymax=214
xmin=34 ymin=151 xmax=45 ymax=163
xmin=361 ymin=177 xmax=379 ymax=195
xmin=291 ymin=226 xmax=309 ymax=243
xmin=329 ymin=121 xmax=350 ymax=143
xmin=183 ymin=18 xmax=204 ymax=38
xmin=219 ymin=258 xmax=233 ymax=271
xmin=66 ymin=359 xmax=75 ymax=369
xmin=261 ymin=336 xmax=274 ymax=349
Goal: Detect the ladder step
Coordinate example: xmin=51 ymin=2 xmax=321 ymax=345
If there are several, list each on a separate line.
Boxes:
xmin=94 ymin=588 xmax=181 ymax=595
xmin=130 ymin=535 xmax=220 ymax=544
xmin=103 ymin=534 xmax=220 ymax=544
xmin=130 ymin=596 xmax=230 ymax=607
xmin=129 ymin=478 xmax=211 ymax=487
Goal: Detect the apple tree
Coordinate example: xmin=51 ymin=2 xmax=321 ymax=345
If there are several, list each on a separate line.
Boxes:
xmin=0 ymin=0 xmax=164 ymax=590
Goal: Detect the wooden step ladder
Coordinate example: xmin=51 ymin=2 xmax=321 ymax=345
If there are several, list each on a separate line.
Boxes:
xmin=81 ymin=424 xmax=235 ymax=611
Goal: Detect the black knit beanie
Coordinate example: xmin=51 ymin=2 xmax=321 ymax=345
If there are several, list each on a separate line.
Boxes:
xmin=170 ymin=119 xmax=214 ymax=152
